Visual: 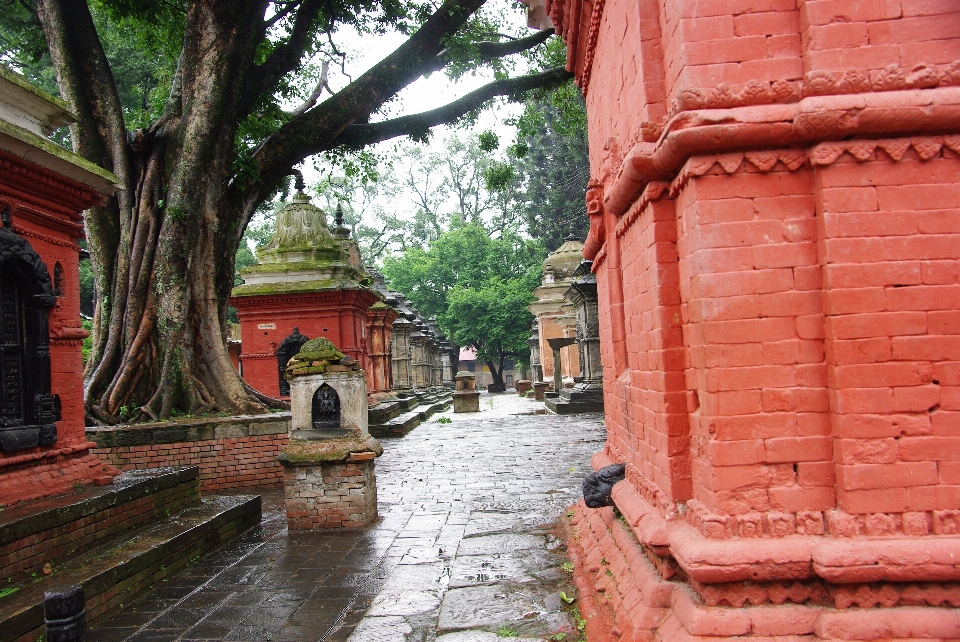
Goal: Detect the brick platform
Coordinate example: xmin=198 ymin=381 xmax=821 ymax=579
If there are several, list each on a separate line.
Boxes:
xmin=282 ymin=456 xmax=377 ymax=529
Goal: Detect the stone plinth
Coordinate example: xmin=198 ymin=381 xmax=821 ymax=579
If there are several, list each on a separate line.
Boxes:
xmin=453 ymin=371 xmax=480 ymax=413
xmin=516 ymin=380 xmax=532 ymax=395
xmin=279 ymin=445 xmax=379 ymax=529
xmin=280 ymin=338 xmax=381 ymax=528
xmin=532 ymin=382 xmax=549 ymax=401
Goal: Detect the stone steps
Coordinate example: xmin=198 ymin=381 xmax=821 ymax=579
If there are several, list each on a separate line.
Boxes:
xmin=0 ymin=493 xmax=260 ymax=642
xmin=369 ymin=390 xmax=452 ymax=438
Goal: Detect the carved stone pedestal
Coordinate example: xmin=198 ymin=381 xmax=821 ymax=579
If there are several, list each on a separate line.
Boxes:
xmin=516 ymin=380 xmax=532 ymax=395
xmin=532 ymin=382 xmax=549 ymax=402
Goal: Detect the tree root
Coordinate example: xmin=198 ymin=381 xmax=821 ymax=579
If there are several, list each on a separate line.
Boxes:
xmin=243 ymin=381 xmax=290 ymax=411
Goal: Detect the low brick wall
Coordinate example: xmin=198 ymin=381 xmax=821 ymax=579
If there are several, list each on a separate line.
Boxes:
xmin=87 ymin=414 xmax=291 ymax=492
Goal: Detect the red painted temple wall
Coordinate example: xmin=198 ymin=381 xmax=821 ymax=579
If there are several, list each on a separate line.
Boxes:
xmin=0 ymin=152 xmax=116 ymax=504
xmin=546 ymin=0 xmax=960 ymax=638
xmin=231 ymin=290 xmax=378 ymax=398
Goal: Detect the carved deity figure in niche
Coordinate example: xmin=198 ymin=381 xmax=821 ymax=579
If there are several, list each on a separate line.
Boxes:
xmin=311 ymin=383 xmax=340 ymax=430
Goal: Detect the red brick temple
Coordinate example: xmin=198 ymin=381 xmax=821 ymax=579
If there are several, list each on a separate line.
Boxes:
xmin=0 ymin=67 xmax=119 ymax=504
xmin=528 ymin=0 xmax=960 ymax=639
xmin=231 ymin=192 xmax=380 ymax=398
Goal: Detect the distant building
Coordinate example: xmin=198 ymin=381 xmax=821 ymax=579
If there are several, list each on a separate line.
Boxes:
xmin=457 ymin=347 xmax=517 ymax=390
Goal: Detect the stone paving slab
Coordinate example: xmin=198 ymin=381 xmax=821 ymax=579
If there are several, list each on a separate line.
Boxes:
xmin=86 ymin=393 xmax=604 ymax=641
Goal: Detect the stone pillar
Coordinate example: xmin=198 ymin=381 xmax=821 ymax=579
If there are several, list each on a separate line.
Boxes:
xmin=453 ymin=371 xmax=480 ymax=413
xmin=565 ymin=265 xmax=602 ymax=390
xmin=439 ymin=340 xmax=455 ymax=387
xmin=390 ymin=294 xmax=415 ymax=391
xmin=527 ymin=324 xmax=542 ymax=382
xmin=546 ymin=337 xmax=576 ymax=397
xmin=279 ymin=338 xmax=382 ymax=529
xmin=409 ymin=328 xmax=428 ymax=389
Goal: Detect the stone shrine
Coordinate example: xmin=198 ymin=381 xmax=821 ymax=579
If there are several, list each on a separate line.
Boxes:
xmin=526 ymin=0 xmax=960 ymax=638
xmin=548 ymin=261 xmax=604 ymax=413
xmin=230 ymin=186 xmax=379 ymax=398
xmin=453 ymin=371 xmax=480 ymax=413
xmin=529 ymin=233 xmax=582 ymax=390
xmin=0 ymin=66 xmax=120 ymax=503
xmin=279 ymin=338 xmax=382 ymax=529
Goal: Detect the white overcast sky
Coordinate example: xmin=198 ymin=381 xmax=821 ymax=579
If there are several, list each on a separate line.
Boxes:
xmin=296 ymin=0 xmax=532 ymax=192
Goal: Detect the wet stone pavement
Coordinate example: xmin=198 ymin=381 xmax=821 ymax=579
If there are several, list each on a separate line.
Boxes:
xmin=86 ymin=393 xmax=605 ymax=642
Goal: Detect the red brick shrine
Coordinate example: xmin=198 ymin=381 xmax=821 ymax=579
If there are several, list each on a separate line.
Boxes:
xmin=527 ymin=0 xmax=960 ymax=639
xmin=231 ymin=192 xmax=381 ymax=398
xmin=0 ymin=67 xmax=119 ymax=504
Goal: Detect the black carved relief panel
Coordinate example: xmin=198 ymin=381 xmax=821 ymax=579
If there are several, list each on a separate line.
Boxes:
xmin=311 ymin=383 xmax=340 ymax=430
xmin=0 ymin=225 xmax=59 ymax=451
xmin=277 ymin=328 xmax=309 ymax=396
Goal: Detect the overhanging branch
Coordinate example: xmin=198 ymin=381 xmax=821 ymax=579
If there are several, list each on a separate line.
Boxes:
xmin=332 ymin=67 xmax=573 ymax=149
xmin=423 ymin=28 xmax=555 ymax=75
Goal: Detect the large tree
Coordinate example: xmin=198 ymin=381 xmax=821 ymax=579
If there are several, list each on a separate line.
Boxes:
xmin=7 ymin=0 xmax=569 ymax=421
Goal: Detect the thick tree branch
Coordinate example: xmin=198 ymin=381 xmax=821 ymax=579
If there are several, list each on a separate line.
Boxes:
xmin=333 ymin=67 xmax=572 ymax=149
xmin=243 ymin=0 xmax=488 ymax=201
xmin=238 ymin=0 xmax=323 ymax=119
xmin=423 ymin=28 xmax=555 ymax=75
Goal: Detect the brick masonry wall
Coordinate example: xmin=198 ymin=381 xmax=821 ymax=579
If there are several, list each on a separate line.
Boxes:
xmin=283 ymin=458 xmax=377 ymax=529
xmin=0 ymin=468 xmax=199 ymax=582
xmin=87 ymin=414 xmax=291 ymax=493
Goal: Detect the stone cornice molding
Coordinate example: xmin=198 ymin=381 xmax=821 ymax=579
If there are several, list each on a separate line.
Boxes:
xmin=605 ymin=86 xmax=960 ymax=219
xmin=666 ymin=61 xmax=960 ymax=120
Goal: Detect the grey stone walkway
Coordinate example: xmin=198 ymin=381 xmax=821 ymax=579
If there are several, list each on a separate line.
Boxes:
xmin=86 ymin=393 xmax=605 ymax=642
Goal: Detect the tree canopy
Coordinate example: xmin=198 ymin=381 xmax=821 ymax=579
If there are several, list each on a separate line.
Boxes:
xmin=2 ymin=0 xmax=571 ymax=422
xmin=382 ymin=222 xmax=543 ymax=385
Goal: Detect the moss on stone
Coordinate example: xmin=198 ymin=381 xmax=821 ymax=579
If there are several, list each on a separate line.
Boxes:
xmin=279 ymin=435 xmax=382 ymax=463
xmin=298 ymin=338 xmax=344 ymax=361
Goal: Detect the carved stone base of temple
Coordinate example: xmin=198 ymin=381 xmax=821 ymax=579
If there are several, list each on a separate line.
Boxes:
xmin=563 ymin=452 xmax=960 ymax=642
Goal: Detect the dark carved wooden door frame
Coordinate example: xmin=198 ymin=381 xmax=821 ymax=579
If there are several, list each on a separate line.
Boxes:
xmin=0 ymin=221 xmax=60 ymax=451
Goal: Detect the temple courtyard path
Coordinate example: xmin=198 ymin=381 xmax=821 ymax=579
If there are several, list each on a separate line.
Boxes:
xmin=86 ymin=393 xmax=605 ymax=642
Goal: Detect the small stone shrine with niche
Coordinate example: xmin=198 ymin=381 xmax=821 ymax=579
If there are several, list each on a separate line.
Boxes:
xmin=278 ymin=337 xmax=382 ymax=529
xmin=453 ymin=371 xmax=480 ymax=413
xmin=546 ymin=260 xmax=604 ymax=413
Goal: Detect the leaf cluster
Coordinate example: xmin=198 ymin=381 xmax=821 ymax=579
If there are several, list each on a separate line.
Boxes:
xmin=381 ymin=222 xmax=543 ymax=368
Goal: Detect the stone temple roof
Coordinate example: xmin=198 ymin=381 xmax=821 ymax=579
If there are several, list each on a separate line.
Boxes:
xmin=542 ymin=233 xmax=584 ymax=281
xmin=260 ymin=191 xmax=335 ymax=260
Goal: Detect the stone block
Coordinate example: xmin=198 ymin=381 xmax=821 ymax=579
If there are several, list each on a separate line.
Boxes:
xmin=453 ymin=392 xmax=480 ymax=413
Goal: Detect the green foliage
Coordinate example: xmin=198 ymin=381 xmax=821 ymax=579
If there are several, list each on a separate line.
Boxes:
xmin=383 ymin=222 xmax=543 ymax=384
xmin=495 ymin=626 xmax=520 ymax=638
xmin=81 ymin=318 xmax=94 ymax=366
xmin=79 ymin=255 xmax=95 ymax=317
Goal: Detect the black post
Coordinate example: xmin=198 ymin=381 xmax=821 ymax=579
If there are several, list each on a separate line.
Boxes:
xmin=44 ymin=586 xmax=85 ymax=642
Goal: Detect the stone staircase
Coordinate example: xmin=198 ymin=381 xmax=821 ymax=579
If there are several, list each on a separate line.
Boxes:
xmin=0 ymin=466 xmax=260 ymax=642
xmin=368 ymin=387 xmax=452 ymax=437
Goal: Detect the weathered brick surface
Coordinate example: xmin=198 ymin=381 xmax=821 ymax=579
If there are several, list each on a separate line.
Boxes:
xmin=544 ymin=0 xmax=960 ymax=636
xmin=283 ymin=459 xmax=377 ymax=529
xmin=0 ymin=467 xmax=199 ymax=583
xmin=87 ymin=414 xmax=290 ymax=492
